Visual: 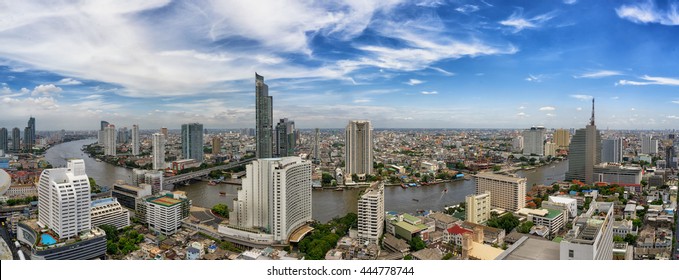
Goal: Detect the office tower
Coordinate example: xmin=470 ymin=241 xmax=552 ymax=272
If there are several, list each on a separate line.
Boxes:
xmin=641 ymin=135 xmax=658 ymax=154
xmin=136 ymin=192 xmax=191 ymax=236
xmin=255 ymin=73 xmax=273 ymax=158
xmin=0 ymin=127 xmax=7 ymax=153
xmin=601 ymin=138 xmax=623 ymax=163
xmin=554 ymin=129 xmax=570 ymax=149
xmin=466 ymin=191 xmax=491 ymax=224
xmin=112 ymin=183 xmax=152 ymax=210
xmin=131 ymin=124 xmax=140 ymax=156
xmin=133 ymin=169 xmax=147 ymax=186
xmin=161 ymin=127 xmax=168 ymax=139
xmin=212 ymin=136 xmax=221 ymax=155
xmin=512 ymin=135 xmax=524 ymax=153
xmin=38 ymin=159 xmax=92 ymax=238
xmin=117 ymin=127 xmax=128 ymax=144
xmin=666 ymin=145 xmax=677 ymax=168
xmin=23 ymin=117 xmax=35 ymax=151
xmin=474 ymin=173 xmax=526 ymax=212
xmin=152 ymin=133 xmax=165 ymax=170
xmin=522 ymin=126 xmax=545 ymax=156
xmin=100 ymin=121 xmax=109 ymax=131
xmin=357 ymin=182 xmax=384 ymax=246
xmin=181 ymin=123 xmax=204 ymax=162
xmin=11 ymin=127 xmax=20 ymax=152
xmin=560 ymin=202 xmax=614 ymax=260
xmin=275 ymin=118 xmax=295 ymax=157
xmin=231 ymin=157 xmax=312 ymax=243
xmin=314 ymin=128 xmax=320 ymax=161
xmin=104 ymin=124 xmax=117 ymax=156
xmin=98 ymin=121 xmax=109 ymax=145
xmin=345 ymin=120 xmax=373 ymax=176
xmin=566 ymin=99 xmax=601 ymax=184
xmin=544 ymin=142 xmax=557 ymax=157
xmin=90 ymin=197 xmax=130 ymax=230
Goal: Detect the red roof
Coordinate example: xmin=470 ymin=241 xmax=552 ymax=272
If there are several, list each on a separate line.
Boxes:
xmin=447 ymin=225 xmax=473 ymax=235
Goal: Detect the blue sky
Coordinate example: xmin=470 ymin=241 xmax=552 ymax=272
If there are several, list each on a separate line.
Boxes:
xmin=1 ymin=0 xmax=678 ymax=130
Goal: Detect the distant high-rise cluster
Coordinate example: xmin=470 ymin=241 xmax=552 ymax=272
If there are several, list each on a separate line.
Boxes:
xmin=640 ymin=135 xmax=658 ymax=155
xmin=345 ymin=120 xmax=373 ymax=177
xmin=313 ymin=128 xmax=320 ymax=162
xmin=11 ymin=127 xmax=20 ymax=152
xmin=255 ymin=73 xmax=273 ymax=159
xmin=181 ymin=123 xmax=203 ymax=162
xmin=566 ymin=99 xmax=601 ymax=184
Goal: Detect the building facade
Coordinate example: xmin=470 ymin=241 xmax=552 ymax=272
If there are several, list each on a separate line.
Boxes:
xmin=181 ymin=123 xmax=204 ymax=162
xmin=641 ymin=135 xmax=658 ymax=154
xmin=37 ymin=159 xmax=92 ymax=239
xmin=103 ymin=124 xmax=117 ymax=156
xmin=466 ymin=192 xmax=491 ymax=224
xmin=522 ymin=126 xmax=545 ymax=156
xmin=255 ymin=73 xmax=274 ymax=159
xmin=275 ymin=118 xmax=296 ymax=157
xmin=152 ymin=133 xmax=165 ymax=170
xmin=345 ymin=120 xmax=373 ymax=177
xmin=0 ymin=127 xmax=7 ymax=154
xmin=131 ymin=124 xmax=140 ymax=156
xmin=112 ymin=183 xmax=152 ymax=210
xmin=601 ymin=138 xmax=623 ymax=163
xmin=566 ymin=99 xmax=601 ymax=184
xmin=11 ymin=127 xmax=20 ymax=152
xmin=593 ymin=163 xmax=642 ymax=185
xmin=90 ymin=197 xmax=130 ymax=230
xmin=137 ymin=192 xmax=191 ymax=236
xmin=554 ymin=129 xmax=570 ymax=149
xmin=560 ymin=202 xmax=614 ymax=260
xmin=474 ymin=173 xmax=526 ymax=212
xmin=357 ymin=182 xmax=384 ymax=246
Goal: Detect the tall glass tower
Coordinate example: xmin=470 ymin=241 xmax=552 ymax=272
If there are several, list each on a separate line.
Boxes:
xmin=181 ymin=123 xmax=204 ymax=162
xmin=255 ymin=73 xmax=273 ymax=158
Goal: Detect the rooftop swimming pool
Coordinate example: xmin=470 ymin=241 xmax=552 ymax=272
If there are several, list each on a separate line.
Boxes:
xmin=41 ymin=233 xmax=57 ymax=245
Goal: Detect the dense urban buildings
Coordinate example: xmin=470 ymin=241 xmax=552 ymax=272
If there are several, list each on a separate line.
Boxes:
xmin=345 ymin=120 xmax=373 ymax=178
xmin=212 ymin=137 xmax=221 ymax=155
xmin=152 ymin=133 xmax=165 ymax=170
xmin=255 ymin=73 xmax=273 ymax=159
xmin=465 ymin=192 xmax=491 ymax=224
xmin=560 ymin=202 xmax=614 ymax=260
xmin=181 ymin=123 xmax=204 ymax=162
xmin=522 ymin=126 xmax=545 ymax=156
xmin=230 ymin=157 xmax=312 ymax=243
xmin=474 ymin=173 xmax=526 ymax=212
xmin=275 ymin=118 xmax=296 ymax=157
xmin=357 ymin=182 xmax=385 ymax=246
xmin=566 ymin=99 xmax=601 ymax=184
xmin=313 ymin=128 xmax=320 ymax=161
xmin=641 ymin=135 xmax=658 ymax=155
xmin=593 ymin=163 xmax=642 ymax=185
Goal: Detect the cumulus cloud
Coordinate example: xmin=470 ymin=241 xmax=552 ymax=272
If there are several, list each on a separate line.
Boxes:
xmin=31 ymin=84 xmax=63 ymax=96
xmin=500 ymin=10 xmax=556 ymax=33
xmin=617 ymin=75 xmax=679 ymax=86
xmin=576 ymin=107 xmax=582 ymax=111
xmin=405 ymin=79 xmax=424 ymax=86
xmin=564 ymin=0 xmax=577 ymax=4
xmin=616 ymin=2 xmax=679 ymax=25
xmin=420 ymin=91 xmax=438 ymax=95
xmin=539 ymin=106 xmax=556 ymax=111
xmin=570 ymin=94 xmax=593 ymax=101
xmin=56 ymin=78 xmax=82 ymax=85
xmin=574 ymin=70 xmax=622 ymax=79
xmin=516 ymin=112 xmax=529 ymax=118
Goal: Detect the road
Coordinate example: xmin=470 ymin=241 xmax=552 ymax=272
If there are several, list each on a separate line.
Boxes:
xmin=675 ymin=207 xmax=679 ymax=260
xmin=0 ymin=218 xmax=18 ymax=260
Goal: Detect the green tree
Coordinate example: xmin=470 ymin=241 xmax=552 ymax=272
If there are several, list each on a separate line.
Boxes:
xmin=613 ymin=235 xmax=624 ymax=243
xmin=409 ymin=236 xmax=426 ymax=251
xmin=442 ymin=252 xmax=453 ymax=260
xmin=517 ymin=221 xmax=534 ymax=234
xmin=403 ymin=254 xmax=413 ymax=260
xmin=212 ymin=204 xmax=229 ymax=218
xmin=486 ymin=214 xmax=520 ymax=233
xmin=624 ymin=234 xmax=638 ymax=245
xmin=492 ymin=165 xmax=501 ymax=172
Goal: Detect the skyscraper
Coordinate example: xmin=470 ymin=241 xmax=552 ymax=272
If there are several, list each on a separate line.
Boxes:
xmin=117 ymin=127 xmax=128 ymax=144
xmin=666 ymin=145 xmax=677 ymax=168
xmin=11 ymin=127 xmax=20 ymax=152
xmin=100 ymin=121 xmax=109 ymax=131
xmin=357 ymin=182 xmax=384 ymax=246
xmin=181 ymin=123 xmax=203 ymax=162
xmin=38 ymin=159 xmax=92 ymax=239
xmin=131 ymin=124 xmax=140 ymax=156
xmin=255 ymin=73 xmax=273 ymax=158
xmin=160 ymin=127 xmax=168 ymax=139
xmin=152 ymin=133 xmax=165 ymax=170
xmin=566 ymin=99 xmax=601 ymax=184
xmin=98 ymin=121 xmax=109 ymax=145
xmin=230 ymin=157 xmax=312 ymax=243
xmin=314 ymin=128 xmax=320 ymax=161
xmin=345 ymin=120 xmax=373 ymax=177
xmin=641 ymin=135 xmax=658 ymax=154
xmin=212 ymin=136 xmax=221 ymax=155
xmin=554 ymin=129 xmax=570 ymax=149
xmin=512 ymin=135 xmax=524 ymax=153
xmin=24 ymin=117 xmax=35 ymax=151
xmin=474 ymin=173 xmax=526 ymax=212
xmin=522 ymin=126 xmax=545 ymax=156
xmin=275 ymin=118 xmax=295 ymax=157
xmin=0 ymin=127 xmax=7 ymax=153
xmin=601 ymin=138 xmax=623 ymax=163
xmin=104 ymin=124 xmax=117 ymax=156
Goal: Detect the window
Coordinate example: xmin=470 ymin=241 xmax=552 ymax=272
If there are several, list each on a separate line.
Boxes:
xmin=568 ymin=249 xmax=574 ymax=258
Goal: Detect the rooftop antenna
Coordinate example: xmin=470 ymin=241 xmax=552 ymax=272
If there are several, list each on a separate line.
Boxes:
xmin=589 ymin=98 xmax=595 ymax=126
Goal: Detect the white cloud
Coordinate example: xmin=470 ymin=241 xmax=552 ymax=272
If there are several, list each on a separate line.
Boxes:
xmin=564 ymin=0 xmax=577 ymax=4
xmin=525 ymin=74 xmax=543 ymax=82
xmin=617 ymin=75 xmax=679 ymax=86
xmin=516 ymin=112 xmax=528 ymax=118
xmin=546 ymin=113 xmax=556 ymax=117
xmin=420 ymin=91 xmax=438 ymax=95
xmin=456 ymin=5 xmax=480 ymax=14
xmin=667 ymin=115 xmax=679 ymax=120
xmin=56 ymin=78 xmax=82 ymax=85
xmin=353 ymin=98 xmax=371 ymax=103
xmin=429 ymin=67 xmax=455 ymax=76
xmin=405 ymin=79 xmax=424 ymax=86
xmin=500 ymin=10 xmax=556 ymax=33
xmin=539 ymin=106 xmax=556 ymax=111
xmin=31 ymin=84 xmax=62 ymax=96
xmin=672 ymin=100 xmax=679 ymax=104
xmin=574 ymin=70 xmax=622 ymax=79
xmin=616 ymin=2 xmax=679 ymax=25
xmin=611 ymin=96 xmax=619 ymax=100
xmin=576 ymin=107 xmax=582 ymax=111
xmin=570 ymin=94 xmax=593 ymax=101
xmin=518 ymin=106 xmax=526 ymax=110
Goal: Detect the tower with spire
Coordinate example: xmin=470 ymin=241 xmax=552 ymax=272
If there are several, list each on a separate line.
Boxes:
xmin=566 ymin=98 xmax=602 ymax=184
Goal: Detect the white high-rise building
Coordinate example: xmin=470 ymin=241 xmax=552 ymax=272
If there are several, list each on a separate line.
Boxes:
xmin=357 ymin=182 xmax=384 ymax=246
xmin=641 ymin=135 xmax=658 ymax=154
xmin=152 ymin=133 xmax=165 ymax=170
xmin=345 ymin=120 xmax=373 ymax=177
xmin=230 ymin=157 xmax=312 ymax=243
xmin=512 ymin=135 xmax=524 ymax=153
xmin=104 ymin=124 xmax=117 ymax=156
xmin=37 ymin=159 xmax=92 ymax=239
xmin=466 ymin=191 xmax=491 ymax=224
xmin=522 ymin=126 xmax=545 ymax=156
xmin=474 ymin=173 xmax=526 ymax=212
xmin=131 ymin=124 xmax=140 ymax=156
xmin=560 ymin=202 xmax=614 ymax=260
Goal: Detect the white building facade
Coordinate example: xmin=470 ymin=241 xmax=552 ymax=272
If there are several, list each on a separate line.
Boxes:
xmin=345 ymin=120 xmax=373 ymax=177
xmin=90 ymin=197 xmax=130 ymax=230
xmin=152 ymin=133 xmax=165 ymax=170
xmin=475 ymin=173 xmax=526 ymax=212
xmin=357 ymin=182 xmax=384 ymax=246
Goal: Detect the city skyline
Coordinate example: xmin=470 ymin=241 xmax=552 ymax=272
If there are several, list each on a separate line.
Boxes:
xmin=1 ymin=1 xmax=679 ymax=130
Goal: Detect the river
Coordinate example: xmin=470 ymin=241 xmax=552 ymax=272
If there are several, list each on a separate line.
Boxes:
xmin=45 ymin=139 xmax=568 ymax=222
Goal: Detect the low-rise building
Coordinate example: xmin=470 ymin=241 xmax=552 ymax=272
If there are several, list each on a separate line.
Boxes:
xmin=112 ymin=183 xmax=152 ymax=210
xmin=17 ymin=219 xmax=106 ymax=260
xmin=90 ymin=197 xmax=130 ymax=230
xmin=137 ymin=192 xmax=191 ymax=235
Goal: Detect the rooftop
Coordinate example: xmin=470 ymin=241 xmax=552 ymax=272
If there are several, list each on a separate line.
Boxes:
xmin=496 ymin=236 xmax=560 ymax=260
xmin=392 ymin=221 xmax=427 ymax=234
xmin=148 ymin=194 xmax=182 ymax=207
xmin=91 ymin=197 xmax=117 ymax=208
xmin=474 ymin=172 xmax=526 ymax=183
